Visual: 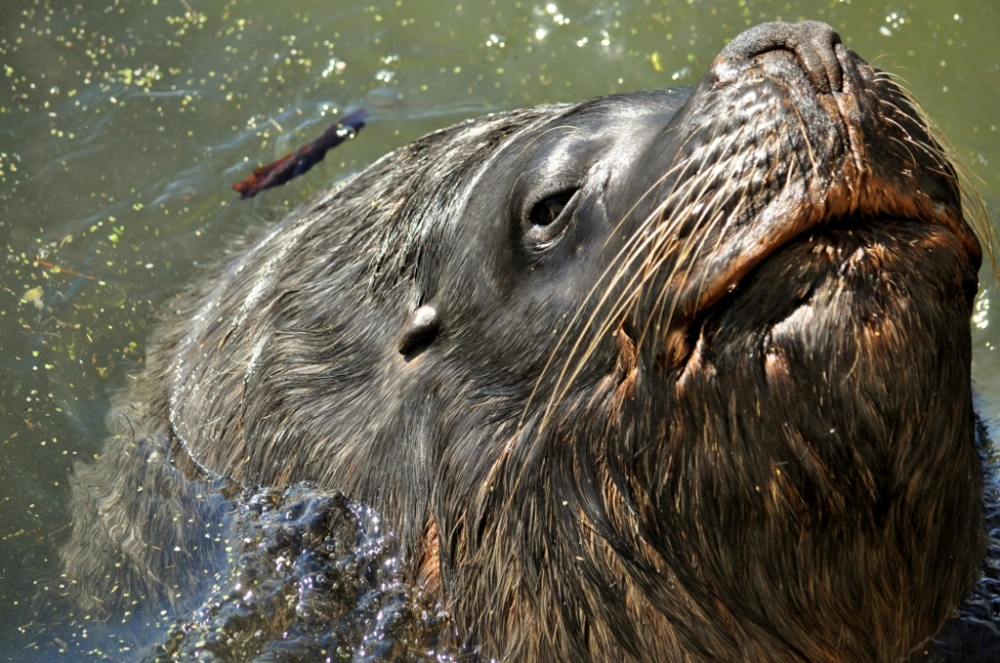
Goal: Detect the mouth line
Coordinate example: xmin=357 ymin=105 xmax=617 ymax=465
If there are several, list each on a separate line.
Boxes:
xmin=663 ymin=210 xmax=967 ymax=376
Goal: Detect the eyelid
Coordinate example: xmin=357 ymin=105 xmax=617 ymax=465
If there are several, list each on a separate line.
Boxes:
xmin=531 ymin=191 xmax=576 ymax=227
xmin=522 ymin=186 xmax=582 ymax=249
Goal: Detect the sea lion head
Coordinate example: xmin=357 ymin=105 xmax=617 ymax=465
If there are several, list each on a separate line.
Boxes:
xmin=155 ymin=21 xmax=986 ymax=663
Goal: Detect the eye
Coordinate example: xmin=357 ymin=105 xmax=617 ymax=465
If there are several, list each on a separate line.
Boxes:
xmin=530 ymin=192 xmax=575 ymax=227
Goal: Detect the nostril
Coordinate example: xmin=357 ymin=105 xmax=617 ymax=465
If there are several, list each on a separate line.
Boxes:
xmin=789 ymin=21 xmax=843 ymax=93
xmin=719 ymin=21 xmax=844 ymax=94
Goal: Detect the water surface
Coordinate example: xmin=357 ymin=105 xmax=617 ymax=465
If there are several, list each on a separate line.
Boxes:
xmin=1 ymin=0 xmax=999 ymax=659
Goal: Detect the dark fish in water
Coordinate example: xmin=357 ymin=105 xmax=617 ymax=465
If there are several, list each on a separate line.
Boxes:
xmin=232 ymin=108 xmax=367 ymax=198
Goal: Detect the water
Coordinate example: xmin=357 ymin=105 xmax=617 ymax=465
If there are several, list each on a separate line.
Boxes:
xmin=1 ymin=0 xmax=999 ymax=659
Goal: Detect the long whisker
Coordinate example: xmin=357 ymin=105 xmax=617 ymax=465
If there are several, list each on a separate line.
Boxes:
xmin=541 ymin=142 xmax=760 ymax=425
xmin=522 ymin=146 xmax=712 ymax=429
xmin=534 ymin=120 xmax=774 ymax=421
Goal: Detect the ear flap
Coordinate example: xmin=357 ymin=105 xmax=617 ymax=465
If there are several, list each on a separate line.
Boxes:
xmin=398 ymin=304 xmax=440 ymax=360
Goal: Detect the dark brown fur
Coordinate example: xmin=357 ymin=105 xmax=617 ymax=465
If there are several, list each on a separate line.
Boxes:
xmin=63 ymin=21 xmax=989 ymax=663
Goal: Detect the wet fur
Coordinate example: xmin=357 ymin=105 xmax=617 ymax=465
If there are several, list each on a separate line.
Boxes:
xmin=61 ymin=22 xmax=989 ymax=663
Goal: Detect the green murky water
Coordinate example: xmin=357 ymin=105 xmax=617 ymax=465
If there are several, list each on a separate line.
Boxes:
xmin=1 ymin=0 xmax=998 ymax=659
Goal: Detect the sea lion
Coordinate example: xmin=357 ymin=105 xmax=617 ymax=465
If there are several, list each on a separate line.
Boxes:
xmin=61 ymin=20 xmax=992 ymax=663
